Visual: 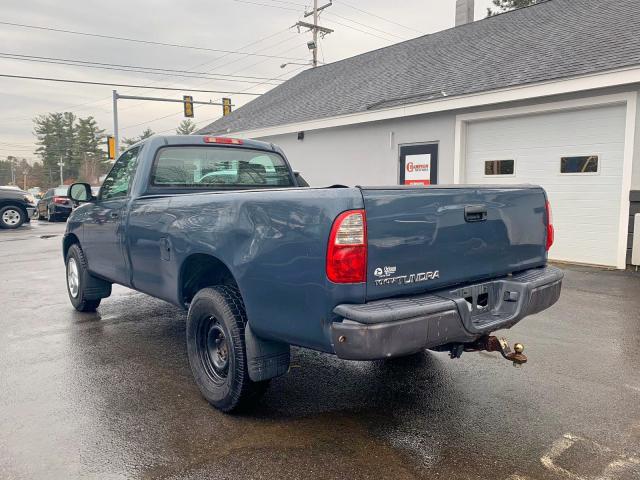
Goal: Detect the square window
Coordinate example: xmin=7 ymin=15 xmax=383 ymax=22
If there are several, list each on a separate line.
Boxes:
xmin=484 ymin=160 xmax=514 ymax=176
xmin=560 ymin=155 xmax=599 ymax=173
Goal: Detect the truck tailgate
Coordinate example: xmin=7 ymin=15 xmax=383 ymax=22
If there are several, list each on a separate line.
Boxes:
xmin=362 ymin=186 xmax=548 ymax=301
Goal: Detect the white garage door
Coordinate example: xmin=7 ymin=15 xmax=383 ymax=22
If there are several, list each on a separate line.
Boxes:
xmin=465 ymin=104 xmax=626 ymax=267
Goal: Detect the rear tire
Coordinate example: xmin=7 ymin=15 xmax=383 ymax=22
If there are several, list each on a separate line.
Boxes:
xmin=0 ymin=205 xmax=26 ymax=229
xmin=186 ymin=286 xmax=270 ymax=412
xmin=66 ymin=244 xmax=102 ymax=312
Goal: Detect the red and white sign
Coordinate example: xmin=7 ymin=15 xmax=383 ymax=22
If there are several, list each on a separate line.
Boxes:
xmin=404 ymin=154 xmax=431 ymax=185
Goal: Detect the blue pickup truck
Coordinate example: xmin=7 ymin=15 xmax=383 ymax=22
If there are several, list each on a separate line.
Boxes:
xmin=63 ymin=135 xmax=562 ymax=412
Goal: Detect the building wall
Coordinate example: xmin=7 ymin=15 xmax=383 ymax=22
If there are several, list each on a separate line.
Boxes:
xmin=256 ymin=86 xmax=640 ymax=266
xmin=261 ymin=111 xmax=457 ymax=187
xmin=259 ymin=87 xmax=640 ymax=189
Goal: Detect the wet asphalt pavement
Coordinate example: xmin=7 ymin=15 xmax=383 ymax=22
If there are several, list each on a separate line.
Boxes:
xmin=1 ymin=221 xmax=639 ymax=480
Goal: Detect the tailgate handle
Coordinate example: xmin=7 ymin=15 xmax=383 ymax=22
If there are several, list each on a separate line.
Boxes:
xmin=464 ymin=205 xmax=487 ymax=222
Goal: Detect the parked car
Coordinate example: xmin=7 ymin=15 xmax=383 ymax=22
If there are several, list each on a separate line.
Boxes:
xmin=0 ymin=186 xmax=36 ymax=229
xmin=37 ymin=187 xmax=73 ymax=222
xmin=63 ymin=135 xmax=562 ymax=412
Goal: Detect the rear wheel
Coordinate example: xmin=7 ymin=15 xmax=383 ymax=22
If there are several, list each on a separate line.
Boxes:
xmin=0 ymin=206 xmax=26 ymax=229
xmin=186 ymin=286 xmax=269 ymax=412
xmin=66 ymin=244 xmax=102 ymax=312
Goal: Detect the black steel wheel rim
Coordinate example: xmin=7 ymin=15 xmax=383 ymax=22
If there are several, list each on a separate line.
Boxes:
xmin=198 ymin=315 xmax=229 ymax=384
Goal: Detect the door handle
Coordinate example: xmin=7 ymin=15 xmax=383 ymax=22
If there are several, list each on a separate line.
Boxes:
xmin=464 ymin=205 xmax=488 ymax=222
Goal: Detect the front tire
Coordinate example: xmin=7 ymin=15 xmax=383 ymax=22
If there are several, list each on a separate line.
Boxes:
xmin=66 ymin=244 xmax=102 ymax=312
xmin=186 ymin=286 xmax=269 ymax=412
xmin=0 ymin=205 xmax=26 ymax=229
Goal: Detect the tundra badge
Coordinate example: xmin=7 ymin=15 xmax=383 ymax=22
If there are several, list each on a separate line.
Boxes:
xmin=373 ymin=269 xmax=440 ymax=286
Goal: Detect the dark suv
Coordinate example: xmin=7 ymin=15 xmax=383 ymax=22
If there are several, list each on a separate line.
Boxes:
xmin=0 ymin=186 xmax=37 ymax=229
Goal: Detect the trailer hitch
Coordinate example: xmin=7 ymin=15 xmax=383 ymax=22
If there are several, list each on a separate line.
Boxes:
xmin=450 ymin=336 xmax=527 ymax=366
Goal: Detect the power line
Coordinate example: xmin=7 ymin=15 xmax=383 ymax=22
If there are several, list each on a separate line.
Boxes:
xmin=118 ymin=33 xmax=300 ymax=105
xmin=122 ymin=41 xmax=306 ymax=129
xmin=0 ymin=27 xmax=298 ymax=124
xmin=323 ymin=12 xmax=407 ymax=40
xmin=0 ymin=56 xmax=282 ymax=86
xmin=0 ymin=21 xmax=309 ymax=61
xmin=255 ymin=0 xmax=308 ymax=6
xmin=0 ymin=53 xmax=286 ymax=83
xmin=322 ymin=17 xmax=396 ymax=42
xmin=153 ymin=64 xmax=308 ymax=136
xmin=0 ymin=74 xmax=265 ymax=95
xmin=333 ymin=0 xmax=423 ymax=35
xmin=231 ymin=0 xmax=300 ymax=11
xmin=231 ymin=0 xmax=403 ymax=43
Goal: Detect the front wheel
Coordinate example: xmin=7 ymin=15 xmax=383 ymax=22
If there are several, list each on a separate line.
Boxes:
xmin=0 ymin=206 xmax=26 ymax=229
xmin=186 ymin=286 xmax=270 ymax=412
xmin=66 ymin=244 xmax=102 ymax=312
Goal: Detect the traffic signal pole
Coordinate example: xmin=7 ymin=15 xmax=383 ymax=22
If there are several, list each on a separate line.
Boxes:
xmin=112 ymin=90 xmax=119 ymax=157
xmin=111 ymin=90 xmax=234 ymax=154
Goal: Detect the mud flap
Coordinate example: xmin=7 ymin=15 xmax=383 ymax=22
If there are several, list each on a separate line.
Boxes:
xmin=245 ymin=323 xmax=290 ymax=382
xmin=83 ymin=274 xmax=112 ymax=300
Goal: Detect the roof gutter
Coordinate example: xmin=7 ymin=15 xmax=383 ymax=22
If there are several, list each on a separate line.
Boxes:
xmin=227 ymin=65 xmax=640 ymax=139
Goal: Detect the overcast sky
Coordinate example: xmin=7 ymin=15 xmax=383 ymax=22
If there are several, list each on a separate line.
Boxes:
xmin=0 ymin=0 xmax=493 ymax=161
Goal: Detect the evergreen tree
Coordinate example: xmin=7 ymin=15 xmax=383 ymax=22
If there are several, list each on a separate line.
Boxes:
xmin=74 ymin=117 xmax=107 ymax=183
xmin=34 ymin=113 xmax=67 ymax=180
xmin=33 ymin=112 xmax=108 ymax=185
xmin=122 ymin=128 xmax=155 ymax=149
xmin=487 ymin=0 xmax=541 ymax=16
xmin=176 ymin=119 xmax=197 ymax=135
xmin=0 ymin=157 xmax=18 ymax=185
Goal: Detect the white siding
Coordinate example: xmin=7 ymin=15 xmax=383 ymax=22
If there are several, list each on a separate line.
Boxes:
xmin=258 ymin=112 xmax=456 ymax=187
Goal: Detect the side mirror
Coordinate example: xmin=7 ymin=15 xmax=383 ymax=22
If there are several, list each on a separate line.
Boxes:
xmin=68 ymin=183 xmax=94 ymax=203
xmin=293 ymin=171 xmax=309 ymax=187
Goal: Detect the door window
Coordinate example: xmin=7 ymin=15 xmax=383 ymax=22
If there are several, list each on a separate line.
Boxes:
xmin=100 ymin=146 xmax=141 ymax=200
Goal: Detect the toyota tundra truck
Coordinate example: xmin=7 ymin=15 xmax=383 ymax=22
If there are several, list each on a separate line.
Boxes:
xmin=63 ymin=135 xmax=563 ymax=412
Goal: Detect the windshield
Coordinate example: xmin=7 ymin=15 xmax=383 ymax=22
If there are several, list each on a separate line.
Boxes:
xmin=151 ymin=146 xmax=294 ymax=189
xmin=54 ymin=188 xmax=68 ymax=196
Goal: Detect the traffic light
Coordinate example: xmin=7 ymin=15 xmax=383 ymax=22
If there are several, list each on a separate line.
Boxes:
xmin=183 ymin=95 xmax=194 ymax=118
xmin=222 ymin=98 xmax=232 ymax=116
xmin=107 ymin=136 xmax=116 ymax=160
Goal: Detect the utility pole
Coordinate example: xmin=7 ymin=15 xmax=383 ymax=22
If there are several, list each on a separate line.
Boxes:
xmin=57 ymin=156 xmax=64 ymax=186
xmin=296 ymin=0 xmax=333 ymax=67
xmin=23 ymin=170 xmax=28 ymax=190
xmin=312 ymin=0 xmax=318 ymax=67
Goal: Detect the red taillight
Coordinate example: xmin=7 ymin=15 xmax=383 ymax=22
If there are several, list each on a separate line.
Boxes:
xmin=326 ymin=210 xmax=367 ymax=283
xmin=545 ymin=200 xmax=554 ymax=251
xmin=53 ymin=196 xmax=67 ymax=205
xmin=203 ymin=136 xmax=243 ymax=145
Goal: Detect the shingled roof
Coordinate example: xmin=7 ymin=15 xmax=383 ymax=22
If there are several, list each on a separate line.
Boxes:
xmin=200 ymin=0 xmax=640 ymax=135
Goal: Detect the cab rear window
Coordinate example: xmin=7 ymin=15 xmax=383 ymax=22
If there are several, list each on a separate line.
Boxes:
xmin=150 ymin=146 xmax=294 ymax=188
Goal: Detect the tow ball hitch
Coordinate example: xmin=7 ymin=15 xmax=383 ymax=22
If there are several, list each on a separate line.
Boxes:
xmin=451 ymin=336 xmax=527 ymax=366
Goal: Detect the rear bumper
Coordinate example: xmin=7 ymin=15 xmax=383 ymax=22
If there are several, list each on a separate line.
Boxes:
xmin=53 ymin=205 xmax=72 ymax=216
xmin=331 ymin=266 xmax=563 ymax=360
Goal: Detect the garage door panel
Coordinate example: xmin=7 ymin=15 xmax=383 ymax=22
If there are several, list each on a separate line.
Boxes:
xmin=465 ymin=104 xmax=626 ymax=267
